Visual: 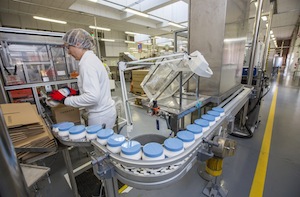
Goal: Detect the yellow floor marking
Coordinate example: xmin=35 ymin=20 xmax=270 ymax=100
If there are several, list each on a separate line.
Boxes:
xmin=118 ymin=184 xmax=128 ymax=193
xmin=249 ymin=74 xmax=279 ymax=197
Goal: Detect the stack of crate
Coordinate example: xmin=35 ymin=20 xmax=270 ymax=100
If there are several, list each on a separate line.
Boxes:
xmin=131 ymin=69 xmax=149 ymax=95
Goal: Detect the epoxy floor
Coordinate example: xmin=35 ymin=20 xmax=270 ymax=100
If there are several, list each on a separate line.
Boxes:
xmin=30 ymin=71 xmax=300 ymax=197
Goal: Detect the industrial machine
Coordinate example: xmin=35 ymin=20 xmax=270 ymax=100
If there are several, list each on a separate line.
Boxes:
xmin=90 ymin=51 xmax=252 ymax=197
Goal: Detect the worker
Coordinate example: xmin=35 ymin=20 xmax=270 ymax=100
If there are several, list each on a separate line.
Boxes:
xmin=50 ymin=28 xmax=116 ymax=128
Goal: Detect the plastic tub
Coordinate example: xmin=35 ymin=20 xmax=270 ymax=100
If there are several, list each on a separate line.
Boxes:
xmin=86 ymin=125 xmax=102 ymax=141
xmin=107 ymin=134 xmax=126 ymax=153
xmin=201 ymin=114 xmax=216 ymax=126
xmin=69 ymin=125 xmax=86 ymax=141
xmin=176 ymin=131 xmax=195 ymax=149
xmin=194 ymin=119 xmax=210 ymax=132
xmin=52 ymin=122 xmax=64 ymax=133
xmin=142 ymin=142 xmax=165 ymax=160
xmin=163 ymin=138 xmax=184 ymax=158
xmin=97 ymin=128 xmax=114 ymax=145
xmin=121 ymin=140 xmax=142 ymax=160
xmin=58 ymin=122 xmax=75 ymax=140
xmin=207 ymin=110 xmax=221 ymax=121
xmin=186 ymin=124 xmax=203 ymax=139
xmin=212 ymin=107 xmax=225 ymax=116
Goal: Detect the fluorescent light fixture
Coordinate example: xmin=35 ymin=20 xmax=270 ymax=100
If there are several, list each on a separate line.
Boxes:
xmin=88 ymin=0 xmax=97 ymax=2
xmin=270 ymin=30 xmax=273 ymax=34
xmin=125 ymin=40 xmax=135 ymax=44
xmin=100 ymin=38 xmax=115 ymax=42
xmin=124 ymin=8 xmax=149 ymax=18
xmin=125 ymin=31 xmax=139 ymax=35
xmin=271 ymin=34 xmax=274 ymax=38
xmin=168 ymin=22 xmax=185 ymax=28
xmin=129 ymin=47 xmax=136 ymax=50
xmin=266 ymin=23 xmax=268 ymax=28
xmin=261 ymin=16 xmax=268 ymax=21
xmin=142 ymin=42 xmax=152 ymax=45
xmin=154 ymin=36 xmax=162 ymax=39
xmin=89 ymin=25 xmax=111 ymax=31
xmin=33 ymin=16 xmax=67 ymax=24
xmin=224 ymin=37 xmax=247 ymax=42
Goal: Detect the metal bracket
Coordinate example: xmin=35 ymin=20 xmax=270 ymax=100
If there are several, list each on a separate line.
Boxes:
xmin=92 ymin=154 xmax=115 ymax=180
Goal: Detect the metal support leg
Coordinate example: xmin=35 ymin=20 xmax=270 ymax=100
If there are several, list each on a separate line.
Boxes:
xmin=62 ymin=148 xmax=79 ymax=197
xmin=104 ymin=177 xmax=119 ymax=197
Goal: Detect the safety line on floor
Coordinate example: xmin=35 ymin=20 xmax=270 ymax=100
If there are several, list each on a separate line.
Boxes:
xmin=249 ymin=75 xmax=279 ymax=197
xmin=118 ymin=184 xmax=128 ymax=193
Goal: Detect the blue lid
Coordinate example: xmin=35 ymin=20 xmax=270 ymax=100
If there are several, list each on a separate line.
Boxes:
xmin=212 ymin=107 xmax=224 ymax=113
xmin=186 ymin=124 xmax=202 ymax=134
xmin=143 ymin=142 xmax=163 ymax=158
xmin=201 ymin=114 xmax=215 ymax=122
xmin=164 ymin=138 xmax=183 ymax=152
xmin=177 ymin=131 xmax=195 ymax=142
xmin=52 ymin=122 xmax=65 ymax=128
xmin=86 ymin=125 xmax=102 ymax=134
xmin=58 ymin=122 xmax=75 ymax=131
xmin=121 ymin=141 xmax=141 ymax=155
xmin=194 ymin=119 xmax=209 ymax=127
xmin=97 ymin=128 xmax=114 ymax=139
xmin=207 ymin=110 xmax=220 ymax=117
xmin=69 ymin=125 xmax=85 ymax=135
xmin=107 ymin=134 xmax=126 ymax=147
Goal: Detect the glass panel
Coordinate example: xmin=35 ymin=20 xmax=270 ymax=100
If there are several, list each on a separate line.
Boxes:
xmin=7 ymin=44 xmax=49 ymax=64
xmin=50 ymin=46 xmax=69 ymax=80
xmin=3 ymin=64 xmax=26 ymax=86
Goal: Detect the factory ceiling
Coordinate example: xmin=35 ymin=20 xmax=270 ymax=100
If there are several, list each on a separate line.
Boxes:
xmin=0 ymin=0 xmax=299 ymax=42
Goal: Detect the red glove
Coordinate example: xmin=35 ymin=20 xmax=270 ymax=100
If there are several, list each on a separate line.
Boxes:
xmin=49 ymin=88 xmax=70 ymax=103
xmin=63 ymin=86 xmax=79 ymax=95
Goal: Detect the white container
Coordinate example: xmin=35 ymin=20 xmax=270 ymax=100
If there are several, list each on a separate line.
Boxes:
xmin=212 ymin=107 xmax=225 ymax=117
xmin=142 ymin=142 xmax=165 ymax=160
xmin=164 ymin=138 xmax=184 ymax=158
xmin=69 ymin=125 xmax=86 ymax=141
xmin=176 ymin=131 xmax=195 ymax=149
xmin=120 ymin=140 xmax=142 ymax=160
xmin=86 ymin=125 xmax=102 ymax=141
xmin=58 ymin=122 xmax=74 ymax=140
xmin=97 ymin=128 xmax=114 ymax=145
xmin=186 ymin=124 xmax=203 ymax=140
xmin=107 ymin=134 xmax=126 ymax=153
xmin=201 ymin=114 xmax=216 ymax=126
xmin=52 ymin=122 xmax=65 ymax=133
xmin=194 ymin=119 xmax=210 ymax=132
xmin=207 ymin=110 xmax=221 ymax=121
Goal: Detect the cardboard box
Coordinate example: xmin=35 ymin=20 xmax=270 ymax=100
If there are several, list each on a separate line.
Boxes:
xmin=51 ymin=104 xmax=80 ymax=124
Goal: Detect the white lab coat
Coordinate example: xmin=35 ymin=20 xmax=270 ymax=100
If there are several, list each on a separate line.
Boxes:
xmin=64 ymin=51 xmax=116 ymax=128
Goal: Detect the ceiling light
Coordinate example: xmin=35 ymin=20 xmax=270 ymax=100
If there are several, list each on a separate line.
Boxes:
xmin=271 ymin=34 xmax=274 ymax=38
xmin=124 ymin=8 xmax=149 ymax=18
xmin=33 ymin=16 xmax=66 ymax=24
xmin=125 ymin=31 xmax=139 ymax=35
xmin=89 ymin=25 xmax=111 ymax=31
xmin=125 ymin=40 xmax=135 ymax=44
xmin=270 ymin=30 xmax=273 ymax=34
xmin=266 ymin=23 xmax=268 ymax=28
xmin=261 ymin=16 xmax=268 ymax=21
xmin=154 ymin=36 xmax=162 ymax=39
xmin=101 ymin=38 xmax=115 ymax=42
xmin=254 ymin=2 xmax=258 ymax=7
xmin=168 ymin=22 xmax=185 ymax=28
xmin=88 ymin=0 xmax=97 ymax=2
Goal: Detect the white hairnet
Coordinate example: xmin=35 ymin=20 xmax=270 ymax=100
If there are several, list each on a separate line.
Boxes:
xmin=63 ymin=28 xmax=95 ymax=50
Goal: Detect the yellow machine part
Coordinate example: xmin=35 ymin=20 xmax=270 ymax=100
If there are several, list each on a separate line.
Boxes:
xmin=205 ymin=157 xmax=223 ymax=177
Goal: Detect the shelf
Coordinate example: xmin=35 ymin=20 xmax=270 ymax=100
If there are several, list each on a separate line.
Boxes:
xmin=4 ymin=79 xmax=77 ymax=90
